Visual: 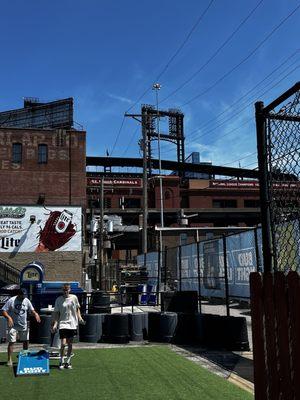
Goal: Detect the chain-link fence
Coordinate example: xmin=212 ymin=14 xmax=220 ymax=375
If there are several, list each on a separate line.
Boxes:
xmin=256 ymin=82 xmax=300 ymax=272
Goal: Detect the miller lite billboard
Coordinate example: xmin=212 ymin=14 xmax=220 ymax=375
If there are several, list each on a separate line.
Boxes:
xmin=0 ymin=206 xmax=82 ymax=253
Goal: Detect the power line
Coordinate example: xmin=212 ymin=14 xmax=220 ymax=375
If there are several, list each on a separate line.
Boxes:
xmin=155 ymin=0 xmax=215 ymax=83
xmin=185 ymin=61 xmax=300 ymax=144
xmin=158 ymin=51 xmax=299 ymax=156
xmin=110 ymin=116 xmax=126 ymax=156
xmin=160 ymin=0 xmax=264 ymax=104
xmin=181 ymin=3 xmax=300 ymax=107
xmin=187 ymin=50 xmax=299 ymax=138
xmin=125 ymin=0 xmax=215 ymax=114
xmin=110 ymin=1 xmax=215 ymax=156
xmin=122 ymin=125 xmax=140 ymax=156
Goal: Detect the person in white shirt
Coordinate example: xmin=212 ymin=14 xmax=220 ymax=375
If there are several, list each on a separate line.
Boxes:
xmin=51 ymin=283 xmax=84 ymax=370
xmin=2 ymin=288 xmax=41 ymax=367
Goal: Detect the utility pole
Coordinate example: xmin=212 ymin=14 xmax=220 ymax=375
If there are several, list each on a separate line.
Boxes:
xmin=124 ymin=111 xmax=148 ymax=254
xmin=153 ymin=83 xmax=164 ymax=291
xmin=99 ymin=177 xmax=104 ymax=289
xmin=141 ymin=111 xmax=148 ymax=254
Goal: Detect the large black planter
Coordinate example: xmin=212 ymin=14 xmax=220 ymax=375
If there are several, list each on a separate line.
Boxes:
xmin=148 ymin=312 xmax=178 ymax=343
xmin=195 ymin=313 xmax=250 ymax=351
xmin=128 ymin=313 xmax=144 ymax=341
xmin=102 ymin=313 xmax=129 ymax=344
xmin=0 ymin=316 xmax=7 ymax=343
xmin=32 ymin=315 xmax=52 ymax=344
xmin=173 ymin=313 xmax=197 ymax=344
xmin=161 ymin=291 xmax=198 ymax=314
xmin=79 ymin=313 xmax=106 ymax=343
xmin=89 ymin=291 xmax=111 ymax=314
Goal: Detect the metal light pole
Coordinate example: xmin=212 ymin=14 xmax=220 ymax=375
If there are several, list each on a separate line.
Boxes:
xmin=152 ymin=83 xmax=164 ymax=290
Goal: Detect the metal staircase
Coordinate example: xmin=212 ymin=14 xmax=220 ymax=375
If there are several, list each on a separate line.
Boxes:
xmin=0 ymin=258 xmax=20 ymax=286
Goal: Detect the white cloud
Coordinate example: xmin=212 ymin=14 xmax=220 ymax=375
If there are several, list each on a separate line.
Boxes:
xmin=107 ymin=93 xmax=133 ymax=104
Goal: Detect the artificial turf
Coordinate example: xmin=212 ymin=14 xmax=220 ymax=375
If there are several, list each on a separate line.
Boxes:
xmin=0 ymin=346 xmax=253 ymax=400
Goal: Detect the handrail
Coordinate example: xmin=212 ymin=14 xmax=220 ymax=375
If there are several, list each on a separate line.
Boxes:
xmin=0 ymin=258 xmax=20 ymax=285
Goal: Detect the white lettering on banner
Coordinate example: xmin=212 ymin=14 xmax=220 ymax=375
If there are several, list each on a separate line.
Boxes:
xmin=211 ymin=180 xmax=300 ymax=189
xmin=181 ymin=258 xmax=189 ymax=278
xmin=211 ymin=181 xmax=259 ymax=188
xmin=236 ymin=267 xmax=256 ymax=282
xmin=21 ymin=367 xmax=46 ymax=374
xmin=238 ymin=251 xmax=253 ymax=267
xmin=87 ymin=178 xmax=142 ymax=187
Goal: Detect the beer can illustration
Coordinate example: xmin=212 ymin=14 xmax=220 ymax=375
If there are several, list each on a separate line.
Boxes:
xmin=55 ymin=210 xmax=73 ymax=234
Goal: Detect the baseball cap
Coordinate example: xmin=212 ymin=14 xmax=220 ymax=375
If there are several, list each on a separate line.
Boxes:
xmin=17 ymin=288 xmax=28 ymax=296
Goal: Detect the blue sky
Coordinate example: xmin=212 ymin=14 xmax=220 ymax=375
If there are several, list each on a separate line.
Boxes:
xmin=1 ymin=0 xmax=299 ymax=170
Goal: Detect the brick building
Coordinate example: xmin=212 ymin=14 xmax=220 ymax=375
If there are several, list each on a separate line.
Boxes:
xmin=0 ymin=127 xmax=86 ymax=206
xmin=0 ymin=99 xmax=86 ymax=284
xmin=86 ymin=173 xmax=261 ymax=255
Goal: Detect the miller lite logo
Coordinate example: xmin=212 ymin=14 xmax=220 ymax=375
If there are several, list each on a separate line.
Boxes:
xmin=55 ymin=210 xmax=73 ymax=234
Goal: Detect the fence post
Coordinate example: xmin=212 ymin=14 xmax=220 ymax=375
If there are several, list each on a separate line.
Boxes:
xmin=254 ymin=227 xmax=261 ymax=272
xmin=222 ymin=235 xmax=230 ymax=317
xmin=157 ymin=247 xmax=161 ymax=306
xmin=196 ymin=240 xmax=202 ymax=313
xmin=164 ymin=246 xmax=168 ymax=289
xmin=255 ymin=101 xmax=273 ymax=273
xmin=179 ymin=245 xmax=182 ymax=292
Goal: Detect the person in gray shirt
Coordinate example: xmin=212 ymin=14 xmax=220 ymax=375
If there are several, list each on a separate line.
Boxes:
xmin=2 ymin=288 xmax=41 ymax=367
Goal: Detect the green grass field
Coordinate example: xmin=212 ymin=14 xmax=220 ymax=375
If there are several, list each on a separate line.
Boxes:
xmin=0 ymin=346 xmax=253 ymax=400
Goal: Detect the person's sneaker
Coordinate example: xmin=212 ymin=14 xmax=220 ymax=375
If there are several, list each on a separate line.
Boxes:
xmin=59 ymin=362 xmax=64 ymax=370
xmin=6 ymin=360 xmax=13 ymax=367
xmin=65 ymin=363 xmax=72 ymax=369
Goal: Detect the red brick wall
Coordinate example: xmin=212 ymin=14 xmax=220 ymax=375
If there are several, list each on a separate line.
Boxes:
xmin=0 ymin=128 xmax=86 ymax=207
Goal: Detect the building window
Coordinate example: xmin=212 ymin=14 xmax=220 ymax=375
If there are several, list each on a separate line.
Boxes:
xmin=212 ymin=199 xmax=237 ymax=208
xmin=164 ymin=191 xmax=171 ymax=200
xmin=123 ymin=198 xmax=141 ymax=208
xmin=104 ymin=198 xmax=112 ymax=208
xmin=38 ymin=144 xmax=48 ymax=164
xmin=12 ymin=143 xmax=22 ymax=163
xmin=244 ymin=199 xmax=260 ymax=208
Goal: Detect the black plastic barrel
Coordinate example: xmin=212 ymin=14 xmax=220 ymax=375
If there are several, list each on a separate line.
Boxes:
xmin=173 ymin=313 xmax=197 ymax=344
xmin=194 ymin=313 xmax=207 ymax=344
xmin=103 ymin=313 xmax=129 ymax=344
xmin=30 ymin=315 xmax=79 ymax=345
xmin=79 ymin=314 xmax=105 ymax=343
xmin=125 ymin=286 xmax=139 ymax=306
xmin=160 ymin=312 xmax=177 ymax=342
xmin=161 ymin=291 xmax=198 ymax=313
xmin=195 ymin=314 xmax=249 ymax=350
xmin=89 ymin=291 xmax=111 ymax=314
xmin=222 ymin=316 xmax=250 ymax=351
xmin=143 ymin=312 xmax=148 ymax=339
xmin=0 ymin=316 xmax=7 ymax=343
xmin=148 ymin=312 xmax=161 ymax=342
xmin=34 ymin=315 xmax=52 ymax=344
xmin=148 ymin=312 xmax=177 ymax=342
xmin=128 ymin=313 xmax=144 ymax=341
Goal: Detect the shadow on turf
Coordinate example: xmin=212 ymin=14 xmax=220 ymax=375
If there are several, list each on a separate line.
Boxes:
xmin=0 ymin=361 xmax=16 ymax=375
xmin=176 ymin=345 xmax=254 ymax=383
